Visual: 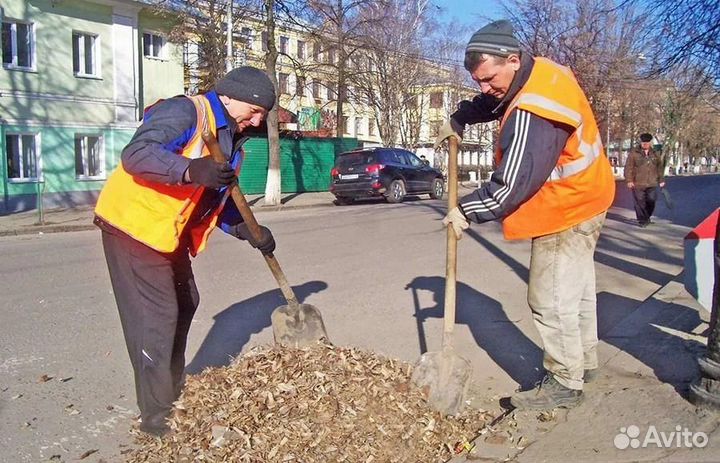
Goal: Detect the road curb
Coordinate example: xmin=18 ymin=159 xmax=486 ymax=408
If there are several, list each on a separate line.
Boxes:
xmin=0 ymin=201 xmax=338 ymax=237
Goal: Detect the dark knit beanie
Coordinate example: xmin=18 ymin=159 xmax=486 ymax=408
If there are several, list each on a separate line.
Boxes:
xmin=215 ymin=66 xmax=276 ymax=110
xmin=639 ymin=133 xmax=653 ymax=142
xmin=466 ymin=20 xmax=520 ymax=57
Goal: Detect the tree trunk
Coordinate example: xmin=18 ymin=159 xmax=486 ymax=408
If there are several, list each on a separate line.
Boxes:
xmin=264 ymin=0 xmax=282 ymax=206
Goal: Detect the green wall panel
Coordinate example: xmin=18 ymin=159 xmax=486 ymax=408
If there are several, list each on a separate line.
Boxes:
xmin=239 ymin=137 xmax=359 ymax=194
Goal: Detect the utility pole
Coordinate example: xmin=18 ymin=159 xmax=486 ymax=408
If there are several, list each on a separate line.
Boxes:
xmin=226 ymin=0 xmax=233 ymax=72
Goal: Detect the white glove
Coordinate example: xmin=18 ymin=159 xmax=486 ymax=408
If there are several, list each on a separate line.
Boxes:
xmin=442 ymin=207 xmax=470 ymax=240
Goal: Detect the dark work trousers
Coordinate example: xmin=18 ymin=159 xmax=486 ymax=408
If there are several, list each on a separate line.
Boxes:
xmin=100 ymin=229 xmax=199 ymax=429
xmin=632 ymin=186 xmax=658 ymax=224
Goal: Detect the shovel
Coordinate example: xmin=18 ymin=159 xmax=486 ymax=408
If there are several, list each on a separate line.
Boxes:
xmin=411 ymin=136 xmax=472 ymax=416
xmin=202 ymin=131 xmax=328 ymax=348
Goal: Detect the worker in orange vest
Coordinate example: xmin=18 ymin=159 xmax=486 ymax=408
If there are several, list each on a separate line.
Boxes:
xmin=94 ymin=67 xmax=276 ymax=436
xmin=436 ymin=20 xmax=615 ymax=409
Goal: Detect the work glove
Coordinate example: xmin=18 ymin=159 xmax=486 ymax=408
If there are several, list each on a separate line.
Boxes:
xmin=442 ymin=206 xmax=470 ymax=240
xmin=230 ymin=222 xmax=276 ymax=255
xmin=187 ymin=156 xmax=236 ymax=189
xmin=433 ymin=119 xmax=464 ymax=151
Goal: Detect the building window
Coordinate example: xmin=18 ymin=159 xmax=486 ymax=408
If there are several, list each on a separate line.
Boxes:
xmin=327 ymin=83 xmax=337 ymax=100
xmin=74 ymin=134 xmax=104 ymax=179
xmin=429 ymin=91 xmax=444 ymax=109
xmin=355 ymin=117 xmax=363 ymax=136
xmin=297 ymin=40 xmax=306 ymax=59
xmin=73 ymin=32 xmax=99 ymax=77
xmin=312 ymin=80 xmax=322 ymax=99
xmin=2 ymin=20 xmax=35 ymax=69
xmin=369 ymin=118 xmax=377 ymax=136
xmin=5 ymin=133 xmax=40 ymax=181
xmin=342 ymin=116 xmax=350 ymax=135
xmin=240 ymin=27 xmax=253 ymax=48
xmin=327 ymin=48 xmax=336 ymax=64
xmin=278 ymin=72 xmax=289 ymax=95
xmin=261 ymin=31 xmax=268 ymax=52
xmin=279 ymin=36 xmax=289 ymax=54
xmin=296 ymin=76 xmax=306 ymax=97
xmin=313 ymin=42 xmax=321 ymax=62
xmin=142 ymin=33 xmax=166 ymax=59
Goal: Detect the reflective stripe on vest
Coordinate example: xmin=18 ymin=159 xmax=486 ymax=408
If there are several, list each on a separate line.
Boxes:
xmin=495 ymin=57 xmax=615 ymax=240
xmin=94 ymin=95 xmax=224 ymax=254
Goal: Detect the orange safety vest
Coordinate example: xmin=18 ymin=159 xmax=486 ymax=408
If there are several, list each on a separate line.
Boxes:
xmin=95 ymin=95 xmax=231 ymax=255
xmin=497 ymin=57 xmax=615 ymax=240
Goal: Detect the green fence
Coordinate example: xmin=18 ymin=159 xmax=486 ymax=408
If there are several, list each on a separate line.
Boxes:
xmin=239 ymin=137 xmax=359 ymax=194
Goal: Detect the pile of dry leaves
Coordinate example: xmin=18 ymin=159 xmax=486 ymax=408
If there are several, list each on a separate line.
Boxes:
xmin=126 ymin=343 xmax=493 ymax=462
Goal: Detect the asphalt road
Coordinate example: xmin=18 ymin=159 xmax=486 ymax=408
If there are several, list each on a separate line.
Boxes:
xmin=1 ymin=174 xmax=718 ymax=462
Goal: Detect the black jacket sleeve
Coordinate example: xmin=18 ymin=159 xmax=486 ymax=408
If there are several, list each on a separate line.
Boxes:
xmin=120 ymin=97 xmax=196 ymax=185
xmin=458 ymin=109 xmax=572 ymax=223
xmin=451 ymin=94 xmax=504 ymax=127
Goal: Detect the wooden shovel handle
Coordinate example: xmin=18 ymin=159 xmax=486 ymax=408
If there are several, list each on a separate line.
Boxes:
xmin=201 ymin=131 xmax=299 ymax=306
xmin=443 ymin=136 xmax=459 ymax=348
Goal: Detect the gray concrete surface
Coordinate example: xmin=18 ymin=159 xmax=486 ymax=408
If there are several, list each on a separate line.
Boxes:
xmin=1 ymin=175 xmax=718 ymax=462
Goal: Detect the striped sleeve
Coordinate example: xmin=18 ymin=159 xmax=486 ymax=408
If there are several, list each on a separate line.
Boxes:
xmin=458 ymin=109 xmax=571 ymax=224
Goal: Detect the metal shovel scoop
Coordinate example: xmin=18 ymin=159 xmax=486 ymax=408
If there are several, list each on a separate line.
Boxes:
xmin=411 ymin=136 xmax=472 ymax=415
xmin=203 ymin=131 xmax=328 ymax=348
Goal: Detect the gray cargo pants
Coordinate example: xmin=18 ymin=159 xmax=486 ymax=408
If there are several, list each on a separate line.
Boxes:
xmin=527 ymin=211 xmax=606 ymax=390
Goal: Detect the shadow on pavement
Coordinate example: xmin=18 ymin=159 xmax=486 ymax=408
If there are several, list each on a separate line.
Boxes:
xmin=597 ymin=291 xmax=704 ymax=397
xmin=406 ymin=276 xmax=543 ymax=389
xmin=186 ymin=280 xmax=329 ymax=374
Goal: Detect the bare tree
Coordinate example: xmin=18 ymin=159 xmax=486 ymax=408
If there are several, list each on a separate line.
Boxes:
xmin=640 ymin=0 xmax=720 ymax=86
xmin=351 ymin=0 xmax=436 ymax=146
xmin=154 ymin=0 xmax=259 ymax=93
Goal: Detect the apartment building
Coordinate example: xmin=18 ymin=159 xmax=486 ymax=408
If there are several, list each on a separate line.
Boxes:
xmin=0 ymin=0 xmax=183 ymax=212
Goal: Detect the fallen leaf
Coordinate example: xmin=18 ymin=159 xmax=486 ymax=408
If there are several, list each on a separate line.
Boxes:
xmin=39 ymin=374 xmax=54 ymax=383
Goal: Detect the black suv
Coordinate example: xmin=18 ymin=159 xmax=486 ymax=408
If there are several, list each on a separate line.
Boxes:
xmin=330 ymin=147 xmax=445 ymax=204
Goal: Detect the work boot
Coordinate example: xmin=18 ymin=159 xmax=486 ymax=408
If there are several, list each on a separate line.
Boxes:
xmin=138 ymin=412 xmax=171 ymax=437
xmin=510 ymin=375 xmax=583 ymax=410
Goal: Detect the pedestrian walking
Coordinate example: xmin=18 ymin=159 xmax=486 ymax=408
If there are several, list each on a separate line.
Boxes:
xmin=94 ymin=66 xmax=277 ymax=436
xmin=435 ymin=20 xmax=615 ymax=409
xmin=624 ymin=133 xmax=665 ymax=227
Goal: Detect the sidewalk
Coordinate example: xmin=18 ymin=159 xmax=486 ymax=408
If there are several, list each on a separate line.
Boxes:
xmin=453 ymin=277 xmax=719 ymax=462
xmin=0 ymin=191 xmax=338 ymax=237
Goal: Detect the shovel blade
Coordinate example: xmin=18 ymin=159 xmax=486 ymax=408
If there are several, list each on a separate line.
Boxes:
xmin=411 ymin=349 xmax=472 ymax=416
xmin=271 ymin=303 xmax=328 ymax=348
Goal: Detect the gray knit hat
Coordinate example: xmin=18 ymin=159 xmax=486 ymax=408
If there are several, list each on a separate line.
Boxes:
xmin=215 ymin=66 xmax=276 ymax=110
xmin=466 ymin=20 xmax=520 ymax=57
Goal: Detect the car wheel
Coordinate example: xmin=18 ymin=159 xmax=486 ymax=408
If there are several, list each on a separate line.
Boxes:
xmin=429 ymin=178 xmax=444 ymax=199
xmin=385 ymin=179 xmax=406 ymax=203
xmin=334 ymin=196 xmax=354 ymax=206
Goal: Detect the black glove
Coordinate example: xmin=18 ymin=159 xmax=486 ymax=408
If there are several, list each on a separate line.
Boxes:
xmin=231 ymin=223 xmax=276 ymax=255
xmin=187 ymin=156 xmax=235 ymax=189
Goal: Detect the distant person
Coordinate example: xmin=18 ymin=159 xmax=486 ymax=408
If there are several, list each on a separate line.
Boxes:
xmin=435 ymin=20 xmax=615 ymax=410
xmin=94 ymin=67 xmax=277 ymax=437
xmin=623 ymin=133 xmax=665 ymax=227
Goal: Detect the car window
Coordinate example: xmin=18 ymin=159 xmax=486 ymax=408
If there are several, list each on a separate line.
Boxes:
xmin=381 ymin=150 xmax=402 ymax=164
xmin=401 ymin=150 xmax=423 ymax=167
xmin=336 ymin=151 xmax=376 ymax=167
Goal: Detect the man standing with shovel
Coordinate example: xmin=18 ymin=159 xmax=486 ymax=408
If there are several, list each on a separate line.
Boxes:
xmin=436 ymin=20 xmax=615 ymax=410
xmin=94 ymin=67 xmax=277 ymax=436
